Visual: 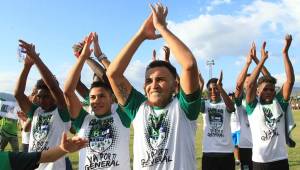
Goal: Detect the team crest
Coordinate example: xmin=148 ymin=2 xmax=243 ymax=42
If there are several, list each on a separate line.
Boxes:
xmin=146 ymin=110 xmax=169 ymax=150
xmin=263 ymin=107 xmax=282 ymax=130
xmin=33 ymin=114 xmax=52 ymax=141
xmin=89 ymin=118 xmax=115 ymax=153
xmin=208 ymin=108 xmax=223 ymax=129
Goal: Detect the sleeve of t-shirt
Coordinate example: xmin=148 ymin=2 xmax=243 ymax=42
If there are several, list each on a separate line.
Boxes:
xmin=27 ymin=104 xmax=39 ymax=119
xmin=9 ymin=151 xmax=41 ymax=170
xmin=177 ymin=88 xmax=201 ymax=121
xmin=82 ymin=95 xmax=90 ymax=106
xmin=58 ymin=107 xmax=71 ymax=122
xmin=122 ymin=88 xmax=147 ymax=122
xmin=235 ymin=96 xmax=243 ymax=107
xmin=116 ymin=106 xmax=131 ymax=128
xmin=199 ymin=100 xmax=205 ymax=113
xmin=246 ymin=98 xmax=258 ymax=115
xmin=275 ymin=92 xmax=289 ymax=113
xmin=71 ymin=109 xmax=88 ymax=133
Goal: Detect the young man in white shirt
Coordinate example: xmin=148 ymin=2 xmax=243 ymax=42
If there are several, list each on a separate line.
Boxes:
xmin=14 ymin=41 xmax=71 ymax=170
xmin=200 ymin=72 xmax=236 ymax=170
xmin=107 ymin=3 xmax=203 ymax=170
xmin=245 ymin=35 xmax=294 ymax=170
xmin=64 ymin=33 xmax=130 ymax=170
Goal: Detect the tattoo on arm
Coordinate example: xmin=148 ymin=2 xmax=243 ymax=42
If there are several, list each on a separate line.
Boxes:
xmin=118 ymin=83 xmax=129 ymax=102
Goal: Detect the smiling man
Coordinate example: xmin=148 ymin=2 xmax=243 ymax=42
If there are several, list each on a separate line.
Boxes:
xmin=64 ymin=33 xmax=130 ymax=170
xmin=106 ymin=3 xmax=202 ymax=170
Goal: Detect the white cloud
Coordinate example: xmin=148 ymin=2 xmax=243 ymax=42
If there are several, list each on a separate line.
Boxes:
xmin=211 ymin=0 xmax=232 ymax=6
xmin=124 ymin=60 xmax=147 ymax=91
xmin=0 ymin=71 xmax=37 ymax=94
xmin=273 ymin=73 xmax=300 ymax=87
xmin=168 ymin=0 xmax=300 ymax=60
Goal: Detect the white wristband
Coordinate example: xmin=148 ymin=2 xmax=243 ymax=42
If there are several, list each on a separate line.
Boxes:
xmin=97 ymin=53 xmax=107 ymax=61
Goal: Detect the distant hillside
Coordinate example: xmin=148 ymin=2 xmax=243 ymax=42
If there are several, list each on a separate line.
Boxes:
xmin=292 ymin=86 xmax=300 ymax=96
xmin=0 ymin=92 xmax=16 ymax=101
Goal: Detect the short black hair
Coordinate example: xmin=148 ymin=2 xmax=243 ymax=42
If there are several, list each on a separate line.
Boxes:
xmin=35 ymin=77 xmax=59 ymax=91
xmin=35 ymin=79 xmax=49 ymax=91
xmin=257 ymin=76 xmax=277 ymax=86
xmin=146 ymin=60 xmax=177 ymax=80
xmin=228 ymin=92 xmax=235 ymax=97
xmin=206 ymin=78 xmax=222 ymax=89
xmin=90 ymin=81 xmax=112 ymax=94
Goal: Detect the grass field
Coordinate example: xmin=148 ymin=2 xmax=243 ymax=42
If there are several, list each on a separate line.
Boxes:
xmin=4 ymin=110 xmax=300 ymax=170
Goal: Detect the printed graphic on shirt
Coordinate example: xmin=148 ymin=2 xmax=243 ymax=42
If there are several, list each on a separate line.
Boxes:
xmin=141 ymin=109 xmax=172 ymax=167
xmin=208 ymin=107 xmax=224 ymax=137
xmin=32 ymin=114 xmax=52 ymax=151
xmin=261 ymin=107 xmax=281 ymax=141
xmin=85 ymin=117 xmax=120 ymax=169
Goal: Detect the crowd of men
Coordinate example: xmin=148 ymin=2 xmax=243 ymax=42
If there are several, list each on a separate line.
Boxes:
xmin=0 ymin=3 xmax=297 ymax=170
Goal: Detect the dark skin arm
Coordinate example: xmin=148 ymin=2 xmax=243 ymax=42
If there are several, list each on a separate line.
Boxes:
xmin=64 ymin=33 xmax=94 ymax=119
xmin=250 ymin=42 xmax=271 ymax=77
xmin=14 ymin=55 xmax=34 ymax=114
xmin=19 ymin=40 xmax=67 ymax=110
xmin=217 ymin=71 xmax=235 ymax=113
xmin=75 ymin=78 xmax=89 ymax=99
xmin=93 ymin=32 xmax=111 ymax=69
xmin=280 ymin=34 xmax=295 ymax=100
xmin=234 ymin=43 xmax=253 ymax=99
xmin=246 ymin=42 xmax=269 ymax=103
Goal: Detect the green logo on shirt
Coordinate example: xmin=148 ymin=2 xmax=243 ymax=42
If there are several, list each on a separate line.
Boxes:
xmin=146 ymin=110 xmax=169 ymax=150
xmin=88 ymin=117 xmax=116 ymax=153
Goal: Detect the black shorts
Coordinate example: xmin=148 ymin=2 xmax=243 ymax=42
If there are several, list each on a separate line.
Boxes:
xmin=239 ymin=148 xmax=252 ymax=170
xmin=253 ymin=159 xmax=289 ymax=170
xmin=202 ymin=152 xmax=235 ymax=170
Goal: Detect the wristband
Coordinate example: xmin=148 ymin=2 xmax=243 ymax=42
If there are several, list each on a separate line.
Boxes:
xmin=97 ymin=53 xmax=107 ymax=61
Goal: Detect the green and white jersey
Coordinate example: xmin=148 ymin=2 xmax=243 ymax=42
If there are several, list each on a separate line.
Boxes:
xmin=28 ymin=105 xmax=71 ymax=170
xmin=246 ymin=93 xmax=289 ymax=163
xmin=237 ymin=99 xmax=252 ymax=148
xmin=201 ymin=100 xmax=234 ymax=153
xmin=123 ymin=88 xmax=201 ymax=170
xmin=73 ymin=104 xmax=130 ymax=170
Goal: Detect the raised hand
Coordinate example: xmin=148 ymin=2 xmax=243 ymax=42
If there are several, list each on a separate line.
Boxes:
xmin=260 ymin=41 xmax=268 ymax=61
xmin=93 ymin=32 xmax=102 ymax=58
xmin=19 ymin=40 xmax=39 ymax=60
xmin=24 ymin=54 xmax=34 ymax=66
xmin=163 ymin=45 xmax=170 ymax=62
xmin=17 ymin=111 xmax=28 ymax=122
xmin=283 ymin=34 xmax=292 ymax=53
xmin=249 ymin=42 xmax=256 ymax=61
xmin=150 ymin=3 xmax=168 ymax=30
xmin=79 ymin=32 xmax=94 ymax=59
xmin=138 ymin=14 xmax=161 ymax=40
xmin=59 ymin=132 xmax=88 ymax=153
xmin=152 ymin=49 xmax=157 ymax=61
xmin=217 ymin=70 xmax=223 ymax=86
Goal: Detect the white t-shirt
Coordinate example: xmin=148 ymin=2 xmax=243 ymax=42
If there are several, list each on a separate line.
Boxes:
xmin=124 ymin=88 xmax=201 ymax=170
xmin=230 ymin=105 xmax=240 ymax=133
xmin=246 ymin=94 xmax=288 ymax=163
xmin=201 ymin=100 xmax=234 ymax=153
xmin=74 ymin=104 xmax=130 ymax=170
xmin=28 ymin=106 xmax=71 ymax=170
xmin=237 ymin=99 xmax=252 ymax=148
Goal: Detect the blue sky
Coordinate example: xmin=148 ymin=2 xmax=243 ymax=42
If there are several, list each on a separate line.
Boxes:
xmin=0 ymin=0 xmax=299 ymax=94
